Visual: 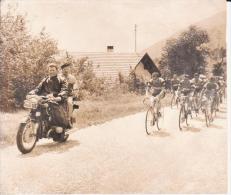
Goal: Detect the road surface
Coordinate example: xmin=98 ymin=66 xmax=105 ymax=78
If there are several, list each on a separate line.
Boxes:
xmin=0 ymin=103 xmax=227 ymax=193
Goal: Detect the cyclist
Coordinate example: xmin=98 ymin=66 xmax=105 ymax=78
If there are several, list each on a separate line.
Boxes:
xmin=177 ymin=74 xmax=193 ymax=114
xmin=218 ymin=76 xmax=226 ymax=103
xmin=146 ymin=72 xmax=166 ymax=116
xmin=165 ymin=76 xmax=172 ymax=93
xmin=190 ymin=73 xmax=204 ymax=112
xmin=171 ymin=74 xmax=180 ymax=94
xmin=201 ymin=76 xmax=219 ymax=112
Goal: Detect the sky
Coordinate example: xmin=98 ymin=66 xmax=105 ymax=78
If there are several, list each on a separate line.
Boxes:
xmin=1 ymin=0 xmax=226 ymax=53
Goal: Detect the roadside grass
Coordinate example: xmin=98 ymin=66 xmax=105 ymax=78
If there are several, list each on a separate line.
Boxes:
xmin=0 ymin=93 xmax=171 ymax=147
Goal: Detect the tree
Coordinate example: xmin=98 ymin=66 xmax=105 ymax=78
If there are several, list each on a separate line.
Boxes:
xmin=159 ymin=26 xmax=210 ymax=77
xmin=211 ymin=47 xmax=226 ymax=76
xmin=58 ymin=53 xmax=106 ymax=99
xmin=0 ymin=8 xmax=59 ymax=111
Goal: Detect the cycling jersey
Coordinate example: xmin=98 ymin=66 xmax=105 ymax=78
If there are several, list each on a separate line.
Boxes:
xmin=190 ymin=78 xmax=204 ymax=95
xmin=171 ymin=78 xmax=180 ymax=91
xmin=148 ymin=77 xmax=165 ymax=97
xmin=202 ymin=82 xmax=219 ymax=99
xmin=178 ymin=79 xmax=192 ymax=96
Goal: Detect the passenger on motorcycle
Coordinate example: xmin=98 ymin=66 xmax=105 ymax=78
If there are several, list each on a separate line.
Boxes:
xmin=60 ymin=63 xmax=79 ymax=125
xmin=146 ymin=72 xmax=165 ymax=114
xmin=29 ymin=63 xmax=70 ymax=135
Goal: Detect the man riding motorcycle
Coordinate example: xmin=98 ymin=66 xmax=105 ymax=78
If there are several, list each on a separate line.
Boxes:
xmin=29 ymin=63 xmax=70 ymax=139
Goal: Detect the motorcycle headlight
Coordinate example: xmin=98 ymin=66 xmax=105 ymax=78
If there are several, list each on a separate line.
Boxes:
xmin=23 ymin=100 xmax=37 ymax=109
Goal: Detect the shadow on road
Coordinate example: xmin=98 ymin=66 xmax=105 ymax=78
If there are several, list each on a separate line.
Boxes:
xmin=193 ymin=116 xmax=206 ymax=122
xmin=219 ymin=110 xmax=226 ymax=114
xmin=150 ymin=130 xmax=170 ymax=137
xmin=215 ymin=115 xmax=226 ymax=120
xmin=208 ymin=123 xmax=223 ymax=129
xmin=184 ymin=126 xmax=201 ymax=133
xmin=20 ymin=139 xmax=80 ymax=158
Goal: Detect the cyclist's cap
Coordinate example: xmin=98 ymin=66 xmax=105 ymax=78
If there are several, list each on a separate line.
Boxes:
xmin=184 ymin=74 xmax=189 ymax=78
xmin=194 ymin=73 xmax=199 ymax=77
xmin=48 ymin=63 xmax=58 ymax=70
xmin=61 ymin=63 xmax=72 ymax=69
xmin=152 ymin=72 xmax=159 ymax=77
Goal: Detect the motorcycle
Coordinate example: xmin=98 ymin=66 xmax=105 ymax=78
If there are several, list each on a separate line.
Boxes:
xmin=16 ymin=94 xmax=76 ymax=154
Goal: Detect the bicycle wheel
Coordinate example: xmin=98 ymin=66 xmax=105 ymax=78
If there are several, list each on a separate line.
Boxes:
xmin=171 ymin=94 xmax=175 ymax=108
xmin=176 ymin=97 xmax=179 ymax=108
xmin=204 ymin=108 xmax=210 ymax=127
xmin=145 ymin=107 xmax=155 ymax=135
xmin=156 ymin=106 xmax=164 ymax=130
xmin=179 ymin=105 xmax=187 ymax=130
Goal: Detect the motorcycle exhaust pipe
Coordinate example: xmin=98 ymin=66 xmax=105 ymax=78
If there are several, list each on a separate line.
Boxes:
xmin=46 ymin=126 xmax=64 ymax=138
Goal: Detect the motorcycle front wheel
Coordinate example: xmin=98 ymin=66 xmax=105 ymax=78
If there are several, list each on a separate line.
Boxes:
xmin=16 ymin=120 xmax=38 ymax=154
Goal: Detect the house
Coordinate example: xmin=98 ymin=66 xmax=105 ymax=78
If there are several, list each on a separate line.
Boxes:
xmin=69 ymin=46 xmax=160 ymax=84
xmin=134 ymin=53 xmax=161 ymax=82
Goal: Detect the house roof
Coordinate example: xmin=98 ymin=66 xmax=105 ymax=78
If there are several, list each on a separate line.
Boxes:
xmin=70 ymin=52 xmax=142 ymax=83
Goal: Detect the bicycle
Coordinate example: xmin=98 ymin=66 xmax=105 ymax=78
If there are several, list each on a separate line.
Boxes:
xmin=178 ymin=91 xmax=191 ymax=130
xmin=143 ymin=96 xmax=164 ymax=135
xmin=201 ymin=95 xmax=216 ymax=127
xmin=190 ymin=88 xmax=202 ymax=117
xmin=170 ymin=90 xmax=180 ymax=109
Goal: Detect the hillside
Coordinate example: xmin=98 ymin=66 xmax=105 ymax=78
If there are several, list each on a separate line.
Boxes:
xmin=143 ymin=11 xmax=226 ymax=60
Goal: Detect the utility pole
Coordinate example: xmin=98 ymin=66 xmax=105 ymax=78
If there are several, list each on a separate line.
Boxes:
xmin=0 ymin=0 xmax=2 ymax=28
xmin=134 ymin=24 xmax=137 ymax=53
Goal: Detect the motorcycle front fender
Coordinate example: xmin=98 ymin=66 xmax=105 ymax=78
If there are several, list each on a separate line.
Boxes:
xmin=20 ymin=115 xmax=30 ymax=124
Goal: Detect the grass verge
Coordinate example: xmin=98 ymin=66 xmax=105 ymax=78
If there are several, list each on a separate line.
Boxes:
xmin=0 ymin=93 xmax=171 ymax=147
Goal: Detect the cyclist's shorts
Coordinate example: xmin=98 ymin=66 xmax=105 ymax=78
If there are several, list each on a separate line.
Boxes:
xmin=152 ymin=89 xmax=162 ymax=97
xmin=204 ymin=90 xmax=215 ymax=98
xmin=194 ymin=87 xmax=202 ymax=93
xmin=181 ymin=89 xmax=191 ymax=96
xmin=172 ymin=86 xmax=178 ymax=91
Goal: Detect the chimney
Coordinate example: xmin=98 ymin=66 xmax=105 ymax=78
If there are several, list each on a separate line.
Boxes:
xmin=107 ymin=46 xmax=114 ymax=52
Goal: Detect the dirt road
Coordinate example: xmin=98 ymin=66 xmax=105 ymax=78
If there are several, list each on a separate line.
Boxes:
xmin=0 ymin=103 xmax=227 ymax=193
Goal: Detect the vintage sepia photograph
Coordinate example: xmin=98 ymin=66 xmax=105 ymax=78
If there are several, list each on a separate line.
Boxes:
xmin=0 ymin=0 xmax=229 ymax=194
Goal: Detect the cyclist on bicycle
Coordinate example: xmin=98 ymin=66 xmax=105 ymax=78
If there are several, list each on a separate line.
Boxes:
xmin=171 ymin=74 xmax=180 ymax=94
xmin=201 ymin=76 xmax=219 ymax=110
xmin=177 ymin=74 xmax=193 ymax=114
xmin=146 ymin=72 xmax=166 ymax=115
xmin=217 ymin=76 xmax=226 ymax=103
xmin=190 ymin=73 xmax=204 ymax=112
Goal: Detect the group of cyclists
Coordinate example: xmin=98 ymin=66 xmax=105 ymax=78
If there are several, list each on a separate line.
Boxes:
xmin=145 ymin=71 xmax=226 ymax=131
